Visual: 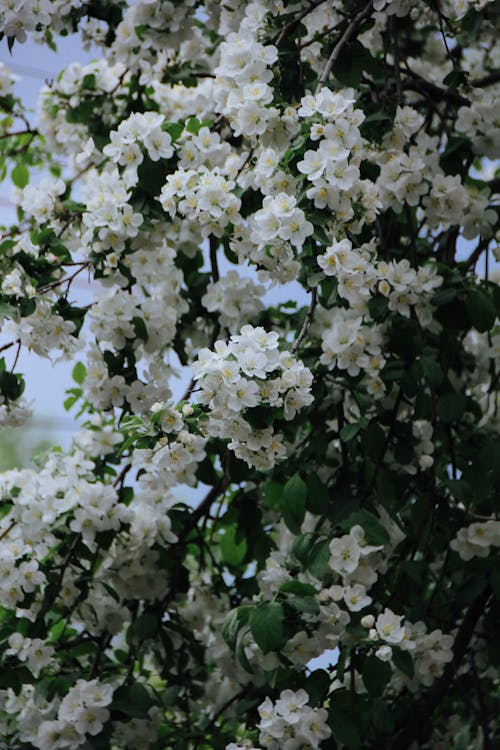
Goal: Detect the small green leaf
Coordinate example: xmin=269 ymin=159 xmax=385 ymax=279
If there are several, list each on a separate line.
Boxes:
xmin=391 ymin=648 xmax=414 ymax=678
xmin=72 ymin=362 xmax=86 ymax=384
xmin=331 ymin=710 xmax=361 ymax=747
xmin=340 ymin=510 xmax=390 ymax=546
xmin=222 ymin=606 xmax=250 ymax=652
xmin=280 ymin=473 xmax=307 ymax=533
xmin=220 ymin=526 xmax=247 ymax=566
xmin=466 ymin=289 xmax=496 ymax=333
xmin=280 ymin=580 xmax=317 ymax=596
xmin=420 ymin=356 xmax=443 ymax=386
xmin=113 ymin=684 xmax=154 ymax=718
xmin=186 ymin=116 xmax=201 ymax=134
xmin=163 ymin=121 xmax=184 ymax=141
xmin=222 ymin=609 xmax=241 ymax=652
xmin=340 ymin=423 xmax=361 ymax=442
xmin=264 ymin=480 xmax=282 ymax=507
xmin=306 ymin=539 xmax=330 ymax=579
xmin=249 ymin=602 xmax=284 ymax=653
xmin=126 ymin=613 xmax=158 ymax=644
xmin=362 ymin=654 xmax=392 ymax=697
xmin=305 ymin=669 xmax=330 ymax=706
xmin=437 ymin=392 xmax=467 ymax=423
xmin=286 ymin=596 xmax=319 ymax=614
xmin=11 ymin=163 xmax=29 ymax=189
xmin=306 ymin=474 xmax=329 ymax=515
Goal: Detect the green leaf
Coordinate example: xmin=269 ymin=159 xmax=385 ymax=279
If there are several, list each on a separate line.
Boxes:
xmin=280 ymin=580 xmax=317 ymax=596
xmin=11 ymin=163 xmax=29 ymax=189
xmin=220 ymin=526 xmax=247 ymax=566
xmin=112 ymin=684 xmax=154 ymax=718
xmin=340 ymin=510 xmax=390 ymax=546
xmin=391 ymin=648 xmax=414 ymax=678
xmin=132 ymin=316 xmax=148 ymax=342
xmin=249 ymin=602 xmax=284 ymax=653
xmin=306 ymin=474 xmax=330 ymax=515
xmin=280 ymin=473 xmax=307 ymax=533
xmin=72 ymin=362 xmax=86 ymax=385
xmin=340 ymin=423 xmax=361 ymax=442
xmin=186 ymin=116 xmax=201 ymax=134
xmin=362 ymin=654 xmax=392 ymax=697
xmin=305 ymin=669 xmax=330 ymax=706
xmin=222 ymin=606 xmax=250 ymax=651
xmin=126 ymin=613 xmax=158 ymax=644
xmin=221 ymin=609 xmax=240 ymax=652
xmin=286 ymin=595 xmax=319 ymax=614
xmin=364 ymin=422 xmax=386 ymax=461
xmin=443 ymin=69 xmax=469 ymax=89
xmin=466 ymin=289 xmax=496 ymax=332
xmin=163 ymin=121 xmax=184 ymax=141
xmin=420 ymin=356 xmax=443 ymax=386
xmin=437 ymin=392 xmax=467 ymax=423
xmin=264 ymin=480 xmax=282 ymax=507
xmin=371 ymin=700 xmax=394 ymax=732
xmin=306 ymin=539 xmax=330 ymax=579
xmin=0 ymin=371 xmax=24 ymax=400
xmin=330 ymin=710 xmax=361 ymax=747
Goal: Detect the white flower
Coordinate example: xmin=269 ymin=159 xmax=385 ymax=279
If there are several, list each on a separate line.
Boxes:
xmin=376 ymin=609 xmax=405 ymax=644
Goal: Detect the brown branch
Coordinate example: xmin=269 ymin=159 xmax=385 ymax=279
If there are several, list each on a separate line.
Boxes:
xmin=37 ymin=263 xmax=89 ymax=295
xmin=209 ymin=234 xmax=219 ymax=283
xmin=471 ymin=70 xmax=500 ymax=88
xmin=402 ymin=69 xmax=470 ymax=106
xmin=291 ymin=286 xmax=317 ymax=353
xmin=176 ymin=472 xmax=230 ymax=545
xmin=0 ymin=519 xmax=16 ymax=542
xmin=315 ymin=2 xmax=373 ymax=93
xmin=391 ymin=17 xmax=402 ymax=106
xmin=0 ymin=128 xmax=34 ymax=140
xmin=273 ymin=0 xmax=328 ymax=47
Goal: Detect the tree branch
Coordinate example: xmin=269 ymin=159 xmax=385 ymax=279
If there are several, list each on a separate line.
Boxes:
xmin=315 ymin=2 xmax=373 ymax=93
xmin=291 ymin=287 xmax=317 ymax=353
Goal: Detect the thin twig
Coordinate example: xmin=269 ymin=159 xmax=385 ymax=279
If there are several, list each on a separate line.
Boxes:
xmin=37 ymin=263 xmax=89 ymax=295
xmin=315 ymin=2 xmax=373 ymax=93
xmin=10 ymin=339 xmax=21 ymax=372
xmin=209 ymin=235 xmax=219 ymax=283
xmin=391 ymin=17 xmax=402 ymax=105
xmin=0 ymin=128 xmax=34 ymax=140
xmin=291 ymin=287 xmax=317 ymax=353
xmin=0 ymin=519 xmax=16 ymax=542
xmin=273 ymin=0 xmax=328 ymax=46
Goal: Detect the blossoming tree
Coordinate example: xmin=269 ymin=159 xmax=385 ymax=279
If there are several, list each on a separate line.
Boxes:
xmin=0 ymin=1 xmax=499 ymax=748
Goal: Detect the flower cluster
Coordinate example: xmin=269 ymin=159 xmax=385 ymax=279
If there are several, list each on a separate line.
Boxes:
xmin=450 ymin=520 xmax=500 ymax=561
xmin=258 ymin=690 xmax=331 ymax=750
xmin=193 ymin=325 xmax=313 ymax=468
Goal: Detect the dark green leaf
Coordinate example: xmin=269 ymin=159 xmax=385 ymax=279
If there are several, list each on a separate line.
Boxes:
xmin=330 ymin=710 xmax=361 ymax=747
xmin=340 ymin=423 xmax=361 ymax=442
xmin=340 ymin=510 xmax=390 ymax=545
xmin=391 ymin=648 xmax=414 ymax=678
xmin=362 ymin=654 xmax=392 ymax=696
xmin=280 ymin=473 xmax=307 ymax=533
xmin=249 ymin=602 xmax=284 ymax=653
xmin=466 ymin=289 xmax=496 ymax=332
xmin=113 ymin=684 xmax=154 ymax=718
xmin=437 ymin=392 xmax=467 ymax=423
